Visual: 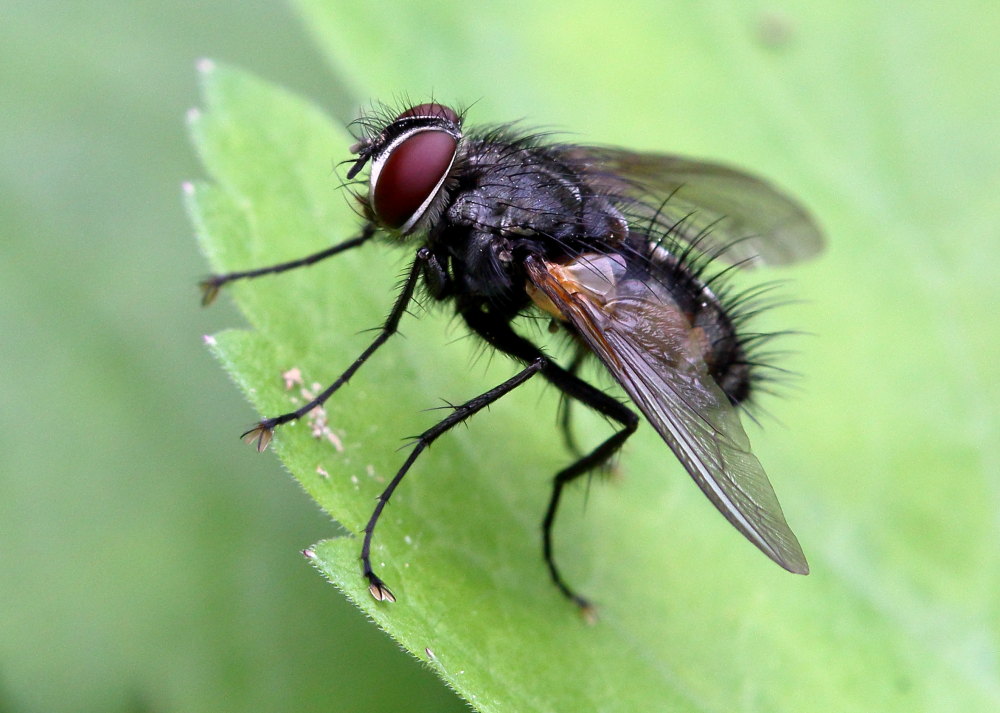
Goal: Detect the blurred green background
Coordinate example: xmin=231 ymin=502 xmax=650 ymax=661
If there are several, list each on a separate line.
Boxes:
xmin=0 ymin=1 xmax=462 ymax=711
xmin=3 ymin=1 xmax=998 ymax=712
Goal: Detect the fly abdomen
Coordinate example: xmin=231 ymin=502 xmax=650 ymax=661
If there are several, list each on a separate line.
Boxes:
xmin=640 ymin=242 xmax=754 ymax=405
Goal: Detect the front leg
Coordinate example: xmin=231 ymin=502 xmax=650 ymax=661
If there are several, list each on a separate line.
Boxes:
xmin=241 ymin=247 xmax=440 ymax=451
xmin=200 ymin=223 xmax=376 ymax=305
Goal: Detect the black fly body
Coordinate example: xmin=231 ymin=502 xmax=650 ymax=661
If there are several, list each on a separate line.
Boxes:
xmin=202 ymin=101 xmax=823 ymax=612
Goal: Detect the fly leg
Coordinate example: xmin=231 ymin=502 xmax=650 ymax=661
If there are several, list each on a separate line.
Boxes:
xmin=363 ymin=357 xmax=547 ymax=603
xmin=199 ymin=223 xmax=377 ymax=305
xmin=461 ymin=309 xmax=638 ymax=613
xmin=556 ymin=347 xmax=587 ymax=457
xmin=541 ymin=380 xmax=637 ymax=613
xmin=240 ymin=247 xmax=433 ymax=451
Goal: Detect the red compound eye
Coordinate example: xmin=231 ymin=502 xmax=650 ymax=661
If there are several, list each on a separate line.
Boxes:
xmin=396 ymin=103 xmax=460 ymax=124
xmin=372 ymin=130 xmax=458 ymax=231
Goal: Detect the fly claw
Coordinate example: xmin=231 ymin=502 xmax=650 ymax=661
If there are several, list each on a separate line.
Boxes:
xmin=241 ymin=421 xmax=274 ymax=453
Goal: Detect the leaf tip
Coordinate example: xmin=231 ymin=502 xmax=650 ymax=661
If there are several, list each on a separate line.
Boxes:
xmin=196 ymin=57 xmax=216 ymax=74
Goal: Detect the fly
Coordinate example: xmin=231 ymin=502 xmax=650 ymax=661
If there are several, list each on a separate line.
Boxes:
xmin=201 ymin=101 xmax=824 ymax=612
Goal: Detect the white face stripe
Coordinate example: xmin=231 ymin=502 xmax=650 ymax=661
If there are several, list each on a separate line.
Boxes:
xmin=398 ymin=149 xmax=456 ymax=234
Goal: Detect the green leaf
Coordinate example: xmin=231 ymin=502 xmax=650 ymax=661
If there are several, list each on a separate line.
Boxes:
xmin=188 ymin=1 xmax=1000 ymax=710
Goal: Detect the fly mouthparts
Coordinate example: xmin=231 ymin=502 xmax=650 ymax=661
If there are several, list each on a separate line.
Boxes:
xmin=346 ymin=153 xmax=370 ymax=180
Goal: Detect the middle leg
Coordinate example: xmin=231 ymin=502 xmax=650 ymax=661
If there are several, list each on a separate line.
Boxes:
xmin=460 ymin=309 xmax=639 ymax=610
xmin=362 ymin=357 xmax=547 ymax=603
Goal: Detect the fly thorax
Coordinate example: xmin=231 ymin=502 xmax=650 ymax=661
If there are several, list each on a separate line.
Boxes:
xmin=455 ymin=231 xmax=517 ymax=298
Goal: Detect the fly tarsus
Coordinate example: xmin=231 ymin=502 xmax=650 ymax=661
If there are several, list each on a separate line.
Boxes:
xmin=366 ymin=574 xmax=397 ymax=603
xmin=241 ymin=420 xmax=276 ymax=452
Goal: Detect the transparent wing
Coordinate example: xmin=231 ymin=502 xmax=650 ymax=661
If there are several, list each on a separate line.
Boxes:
xmin=568 ymin=147 xmax=824 ymax=268
xmin=526 ymin=255 xmax=809 ymax=573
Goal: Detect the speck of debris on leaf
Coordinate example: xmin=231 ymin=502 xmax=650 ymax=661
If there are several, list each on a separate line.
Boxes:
xmin=287 ymin=373 xmax=345 ymax=452
xmin=282 ymin=367 xmax=303 ymax=390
